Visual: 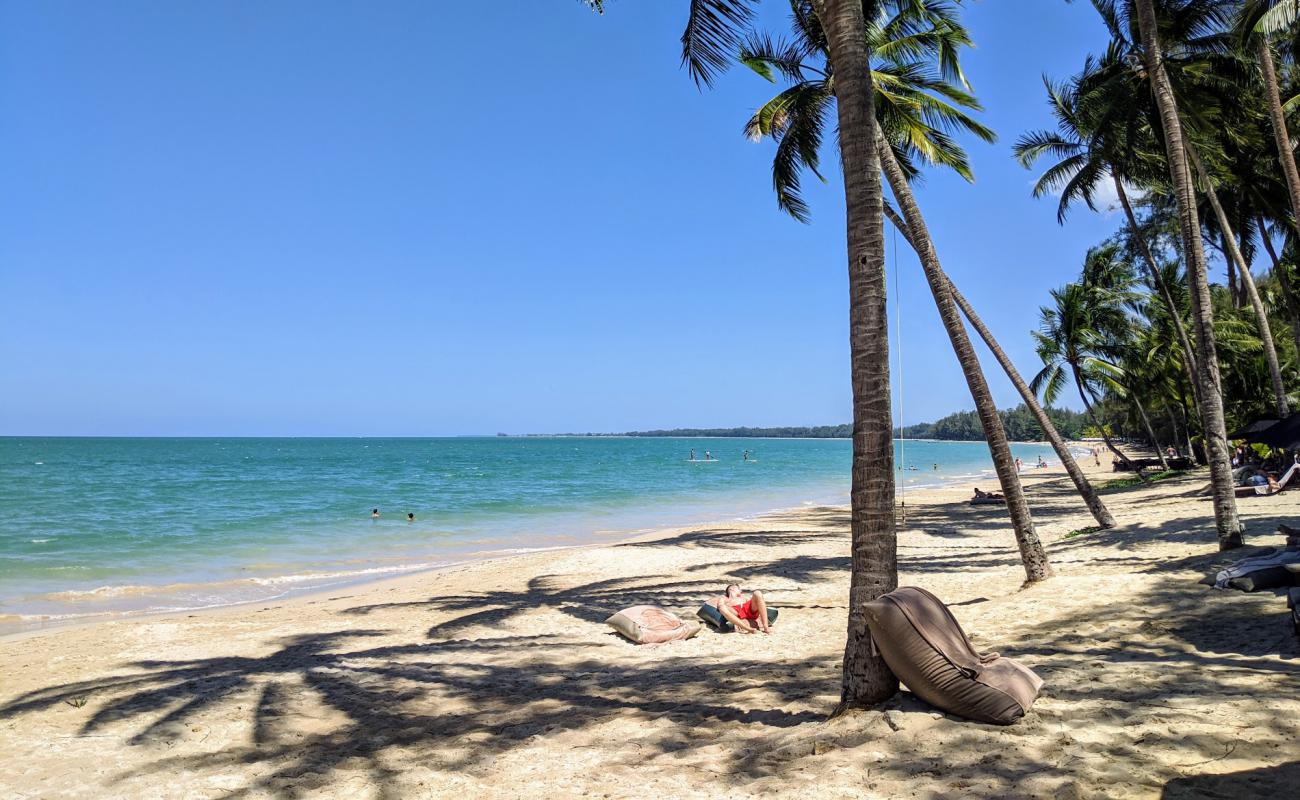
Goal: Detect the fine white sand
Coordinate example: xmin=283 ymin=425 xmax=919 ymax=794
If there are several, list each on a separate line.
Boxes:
xmin=2 ymin=459 xmax=1298 ymax=799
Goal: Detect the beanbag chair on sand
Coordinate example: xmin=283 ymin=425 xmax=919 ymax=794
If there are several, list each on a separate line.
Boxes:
xmin=863 ymin=586 xmax=1043 ymax=725
xmin=606 ymin=605 xmax=701 ymax=644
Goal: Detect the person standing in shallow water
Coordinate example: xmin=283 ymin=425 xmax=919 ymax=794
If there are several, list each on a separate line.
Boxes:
xmin=407 ymin=512 xmax=415 ymax=522
xmin=371 ymin=508 xmax=380 ymax=519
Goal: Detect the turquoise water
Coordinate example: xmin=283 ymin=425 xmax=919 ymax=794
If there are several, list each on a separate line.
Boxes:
xmin=0 ymin=436 xmax=1057 ymax=631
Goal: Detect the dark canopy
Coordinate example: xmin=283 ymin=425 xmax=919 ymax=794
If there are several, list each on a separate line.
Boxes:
xmin=1229 ymin=419 xmax=1279 ymax=440
xmin=1252 ymin=415 xmax=1300 ymax=450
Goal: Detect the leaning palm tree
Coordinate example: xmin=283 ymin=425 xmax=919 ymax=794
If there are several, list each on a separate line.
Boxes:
xmin=586 ymin=0 xmax=902 ymax=707
xmin=738 ymin=0 xmax=1063 ymax=576
xmin=1014 ymin=60 xmax=1203 ymax=416
xmin=1032 ymin=245 xmax=1146 ymax=468
xmin=1241 ymin=2 xmax=1300 ymax=245
xmin=1128 ymin=0 xmax=1244 ymax=549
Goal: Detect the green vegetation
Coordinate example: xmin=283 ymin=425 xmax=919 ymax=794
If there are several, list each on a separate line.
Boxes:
xmin=1100 ymin=470 xmax=1187 ymax=492
xmin=896 ymin=405 xmax=1091 ymax=442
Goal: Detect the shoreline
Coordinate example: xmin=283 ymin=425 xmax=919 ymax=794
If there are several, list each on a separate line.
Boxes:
xmin=2 ymin=442 xmax=1072 ymax=639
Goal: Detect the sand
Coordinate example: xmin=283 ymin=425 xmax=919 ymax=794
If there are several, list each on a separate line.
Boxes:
xmin=2 ymin=458 xmax=1298 ymax=799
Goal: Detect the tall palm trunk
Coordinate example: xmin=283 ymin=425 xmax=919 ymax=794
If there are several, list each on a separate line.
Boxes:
xmin=1186 ymin=143 xmax=1289 ymax=417
xmin=1131 ymin=392 xmax=1168 ymax=470
xmin=1257 ymin=38 xmax=1300 ymax=240
xmin=1073 ymin=363 xmax=1136 ymax=474
xmin=1114 ymin=175 xmax=1202 ymax=411
xmin=818 ymin=0 xmax=898 ymax=711
xmin=882 ymin=205 xmax=1116 ymax=529
xmin=1133 ymin=0 xmax=1243 ymax=549
xmin=874 ymin=129 xmax=1051 ymax=582
xmin=1258 ymin=220 xmax=1300 ymax=361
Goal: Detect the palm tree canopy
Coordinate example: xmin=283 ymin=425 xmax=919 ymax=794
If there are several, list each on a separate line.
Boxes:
xmin=739 ymin=0 xmax=995 ymax=221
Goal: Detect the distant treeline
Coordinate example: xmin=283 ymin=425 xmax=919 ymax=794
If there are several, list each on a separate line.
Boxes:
xmin=894 ymin=404 xmax=1090 ymax=442
xmin=619 ymin=404 xmax=1090 ymax=442
xmin=625 ymin=425 xmax=853 ymax=438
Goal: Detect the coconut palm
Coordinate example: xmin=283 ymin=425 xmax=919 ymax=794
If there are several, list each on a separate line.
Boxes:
xmin=738 ymin=0 xmax=1066 ymax=572
xmin=1241 ymin=2 xmax=1300 ymax=243
xmin=1031 ymin=272 xmax=1136 ymax=468
xmin=1015 ymin=58 xmax=1204 ymax=417
xmin=1128 ymin=0 xmax=1244 ymax=549
xmin=585 ymin=0 xmax=901 ymax=707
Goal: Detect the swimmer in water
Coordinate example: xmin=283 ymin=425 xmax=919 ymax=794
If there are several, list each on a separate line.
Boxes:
xmin=407 ymin=512 xmax=415 ymax=522
xmin=371 ymin=508 xmax=380 ymax=519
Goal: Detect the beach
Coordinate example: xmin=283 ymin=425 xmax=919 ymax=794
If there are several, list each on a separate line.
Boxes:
xmin=2 ymin=458 xmax=1298 ymax=799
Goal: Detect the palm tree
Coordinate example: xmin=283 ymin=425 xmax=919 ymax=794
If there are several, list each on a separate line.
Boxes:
xmin=1130 ymin=0 xmax=1244 ymax=549
xmin=1032 ymin=247 xmax=1142 ymax=470
xmin=883 ymin=211 xmax=1116 ymax=528
xmin=1242 ymin=2 xmax=1300 ymax=245
xmin=739 ymin=1 xmax=1061 ymax=578
xmin=584 ymin=0 xmax=900 ymax=708
xmin=1014 ymin=62 xmax=1204 ymax=416
xmin=1184 ymin=139 xmax=1290 ymax=416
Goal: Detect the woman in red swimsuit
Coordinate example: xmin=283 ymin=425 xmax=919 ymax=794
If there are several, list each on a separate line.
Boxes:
xmin=713 ymin=584 xmax=771 ymax=634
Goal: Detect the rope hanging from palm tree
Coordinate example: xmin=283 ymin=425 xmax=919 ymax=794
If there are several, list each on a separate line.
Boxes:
xmin=893 ymin=221 xmax=906 ymax=525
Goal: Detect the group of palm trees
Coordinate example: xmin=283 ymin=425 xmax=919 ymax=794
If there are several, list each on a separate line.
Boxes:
xmin=583 ymin=0 xmax=1300 ymax=710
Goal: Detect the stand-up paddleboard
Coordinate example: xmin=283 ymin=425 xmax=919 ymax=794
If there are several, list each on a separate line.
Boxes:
xmin=685 ymin=459 xmax=719 ymax=463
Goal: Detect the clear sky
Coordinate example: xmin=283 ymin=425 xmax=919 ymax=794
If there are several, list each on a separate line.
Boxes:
xmin=1 ymin=1 xmax=1166 ymax=436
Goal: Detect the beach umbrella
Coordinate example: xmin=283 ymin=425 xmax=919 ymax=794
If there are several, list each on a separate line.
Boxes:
xmin=1252 ymin=414 xmax=1300 ymax=449
xmin=1228 ymin=418 xmax=1280 ymax=440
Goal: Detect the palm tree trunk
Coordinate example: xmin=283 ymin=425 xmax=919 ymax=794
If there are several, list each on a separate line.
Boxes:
xmin=1133 ymin=0 xmax=1243 ymax=549
xmin=882 ymin=205 xmax=1116 ymax=529
xmin=1258 ymin=219 xmax=1300 ymax=360
xmin=1113 ymin=174 xmax=1203 ymax=412
xmin=1132 ymin=393 xmax=1168 ymax=470
xmin=1257 ymin=37 xmax=1300 ymax=240
xmin=1074 ymin=364 xmax=1136 ymax=474
xmin=1186 ymin=143 xmax=1289 ymax=417
xmin=874 ymin=129 xmax=1051 ymax=582
xmin=817 ymin=0 xmax=898 ymax=712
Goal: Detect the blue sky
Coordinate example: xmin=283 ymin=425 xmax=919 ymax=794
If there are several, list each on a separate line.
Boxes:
xmin=2 ymin=1 xmax=1155 ymax=436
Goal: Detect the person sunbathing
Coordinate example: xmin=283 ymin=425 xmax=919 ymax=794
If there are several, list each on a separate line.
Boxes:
xmin=972 ymin=487 xmax=1003 ymax=500
xmin=711 ymin=584 xmax=770 ymax=634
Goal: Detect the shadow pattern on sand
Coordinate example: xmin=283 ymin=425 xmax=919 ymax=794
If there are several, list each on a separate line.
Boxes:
xmin=3 ymin=488 xmax=1298 ymax=798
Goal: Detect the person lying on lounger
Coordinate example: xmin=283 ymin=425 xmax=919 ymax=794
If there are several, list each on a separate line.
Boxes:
xmin=972 ymin=487 xmax=1004 ymax=500
xmin=710 ymin=584 xmax=771 ymax=634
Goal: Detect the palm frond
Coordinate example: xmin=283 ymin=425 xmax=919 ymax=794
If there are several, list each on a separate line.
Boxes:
xmin=681 ymin=0 xmax=759 ymax=87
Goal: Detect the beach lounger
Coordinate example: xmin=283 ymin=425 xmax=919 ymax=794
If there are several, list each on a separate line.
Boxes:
xmin=1236 ymin=463 xmax=1300 ymax=497
xmin=969 ymin=496 xmax=1006 ymax=506
xmin=1215 ymin=548 xmax=1300 ymax=590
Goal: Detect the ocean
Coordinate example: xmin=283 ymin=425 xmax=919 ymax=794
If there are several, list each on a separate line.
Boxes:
xmin=0 ymin=436 xmax=1059 ymax=632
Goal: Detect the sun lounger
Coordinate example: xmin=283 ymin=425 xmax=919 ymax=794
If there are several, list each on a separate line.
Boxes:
xmin=969 ymin=496 xmax=1006 ymax=506
xmin=1234 ymin=463 xmax=1300 ymax=497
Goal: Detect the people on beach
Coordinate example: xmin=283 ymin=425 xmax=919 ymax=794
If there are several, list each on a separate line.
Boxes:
xmin=371 ymin=508 xmax=380 ymax=519
xmin=1015 ymin=457 xmax=1023 ymax=473
xmin=1036 ymin=456 xmax=1047 ymax=468
xmin=711 ymin=584 xmax=770 ymax=634
xmin=407 ymin=512 xmax=415 ymax=522
xmin=1094 ymin=450 xmax=1101 ymax=467
xmin=973 ymin=487 xmax=1003 ymax=500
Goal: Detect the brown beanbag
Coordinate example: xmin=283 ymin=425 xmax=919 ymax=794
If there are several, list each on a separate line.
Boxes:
xmin=606 ymin=605 xmax=701 ymax=644
xmin=862 ymin=586 xmax=1043 ymax=725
